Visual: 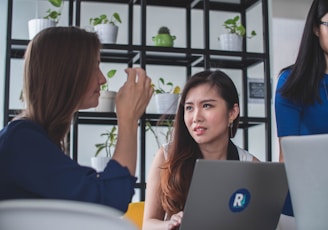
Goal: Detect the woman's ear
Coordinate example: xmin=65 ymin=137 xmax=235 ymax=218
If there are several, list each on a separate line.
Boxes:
xmin=229 ymin=103 xmax=240 ymax=121
xmin=313 ymin=26 xmax=319 ymax=37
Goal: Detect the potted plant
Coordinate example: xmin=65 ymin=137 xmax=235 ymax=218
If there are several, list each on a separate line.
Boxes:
xmin=146 ymin=119 xmax=174 ymax=148
xmin=95 ymin=69 xmax=117 ymax=112
xmin=152 ymin=77 xmax=181 ymax=114
xmin=28 ymin=0 xmax=63 ymax=40
xmin=152 ymin=26 xmax=176 ymax=47
xmin=219 ymin=15 xmax=256 ymax=51
xmin=90 ymin=12 xmax=122 ymax=44
xmin=91 ymin=126 xmax=117 ymax=172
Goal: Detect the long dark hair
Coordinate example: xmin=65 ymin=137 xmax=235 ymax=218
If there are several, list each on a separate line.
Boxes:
xmin=279 ymin=0 xmax=328 ymax=105
xmin=160 ymin=70 xmax=240 ymax=216
xmin=22 ymin=27 xmax=101 ymax=151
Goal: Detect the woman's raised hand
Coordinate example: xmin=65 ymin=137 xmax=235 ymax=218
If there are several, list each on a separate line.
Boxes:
xmin=115 ymin=67 xmax=153 ymax=124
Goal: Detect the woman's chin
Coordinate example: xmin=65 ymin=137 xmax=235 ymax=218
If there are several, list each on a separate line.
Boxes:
xmin=78 ymin=101 xmax=98 ymax=110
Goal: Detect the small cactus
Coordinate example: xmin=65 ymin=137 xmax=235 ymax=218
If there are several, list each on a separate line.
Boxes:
xmin=158 ymin=26 xmax=170 ymax=34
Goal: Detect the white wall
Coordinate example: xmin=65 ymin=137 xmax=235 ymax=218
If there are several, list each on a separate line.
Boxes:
xmin=272 ymin=0 xmax=312 ymax=19
xmin=270 ymin=0 xmax=312 ymax=161
xmin=270 ymin=18 xmax=305 ymax=161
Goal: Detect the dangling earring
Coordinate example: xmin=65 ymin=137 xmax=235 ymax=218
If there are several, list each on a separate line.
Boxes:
xmin=229 ymin=121 xmax=233 ymax=138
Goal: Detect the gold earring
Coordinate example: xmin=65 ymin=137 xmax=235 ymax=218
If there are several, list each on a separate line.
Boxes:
xmin=229 ymin=121 xmax=233 ymax=138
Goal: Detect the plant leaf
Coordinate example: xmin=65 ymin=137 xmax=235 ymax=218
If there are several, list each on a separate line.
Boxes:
xmin=107 ymin=69 xmax=116 ymax=79
xmin=100 ymin=84 xmax=107 ymax=91
xmin=159 ymin=78 xmax=165 ymax=85
xmin=99 ymin=14 xmax=107 ymax=20
xmin=233 ymin=15 xmax=240 ymax=23
xmin=224 ymin=19 xmax=235 ymax=25
xmin=94 ymin=145 xmax=106 ymax=157
xmin=153 ymin=77 xmax=179 ymax=94
xmin=237 ymin=25 xmax=246 ymax=36
xmin=49 ymin=0 xmax=62 ymax=7
xmin=113 ymin=12 xmax=122 ymax=23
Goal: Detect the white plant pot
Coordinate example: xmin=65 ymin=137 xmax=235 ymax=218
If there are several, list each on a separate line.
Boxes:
xmin=155 ymin=93 xmax=179 ymax=114
xmin=28 ymin=18 xmax=56 ymax=40
xmin=219 ymin=33 xmax=242 ymax=51
xmin=94 ymin=24 xmax=118 ymax=44
xmin=91 ymin=156 xmax=110 ymax=172
xmin=96 ymin=91 xmax=116 ymax=112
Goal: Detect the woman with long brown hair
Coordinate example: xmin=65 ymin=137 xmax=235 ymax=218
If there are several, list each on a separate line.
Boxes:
xmin=143 ymin=70 xmax=259 ymax=229
xmin=0 ymin=26 xmax=153 ymax=213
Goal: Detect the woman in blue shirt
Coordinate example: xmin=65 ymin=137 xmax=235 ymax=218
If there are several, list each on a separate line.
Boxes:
xmin=0 ymin=26 xmax=153 ymax=213
xmin=275 ymin=0 xmax=328 ymax=217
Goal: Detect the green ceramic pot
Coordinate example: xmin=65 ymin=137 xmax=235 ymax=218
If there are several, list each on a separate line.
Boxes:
xmin=152 ymin=34 xmax=176 ymax=47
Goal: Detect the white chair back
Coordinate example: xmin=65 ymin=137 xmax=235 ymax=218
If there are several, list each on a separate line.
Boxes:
xmin=0 ymin=199 xmax=137 ymax=230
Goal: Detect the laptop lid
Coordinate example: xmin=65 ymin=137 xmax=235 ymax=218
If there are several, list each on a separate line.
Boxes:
xmin=179 ymin=160 xmax=288 ymax=230
xmin=281 ymin=134 xmax=328 ymax=230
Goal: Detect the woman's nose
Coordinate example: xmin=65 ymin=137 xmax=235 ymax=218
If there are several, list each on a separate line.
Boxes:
xmin=99 ymin=71 xmax=106 ymax=85
xmin=192 ymin=109 xmax=203 ymax=123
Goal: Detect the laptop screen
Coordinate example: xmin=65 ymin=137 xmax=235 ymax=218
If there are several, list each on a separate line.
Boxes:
xmin=179 ymin=160 xmax=288 ymax=230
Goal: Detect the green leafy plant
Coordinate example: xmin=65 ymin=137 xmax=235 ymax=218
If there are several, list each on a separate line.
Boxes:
xmin=89 ymin=12 xmax=122 ymax=26
xmin=146 ymin=119 xmax=174 ymax=148
xmin=101 ymin=69 xmax=116 ymax=91
xmin=43 ymin=0 xmax=63 ymax=24
xmin=158 ymin=26 xmax=171 ymax=34
xmin=94 ymin=126 xmax=117 ymax=157
xmin=223 ymin=15 xmax=256 ymax=38
xmin=152 ymin=78 xmax=181 ymax=94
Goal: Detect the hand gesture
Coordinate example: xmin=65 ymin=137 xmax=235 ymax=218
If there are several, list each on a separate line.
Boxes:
xmin=168 ymin=211 xmax=183 ymax=230
xmin=115 ymin=67 xmax=153 ymax=124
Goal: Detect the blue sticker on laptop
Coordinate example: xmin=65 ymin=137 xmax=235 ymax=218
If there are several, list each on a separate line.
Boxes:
xmin=229 ymin=188 xmax=251 ymax=212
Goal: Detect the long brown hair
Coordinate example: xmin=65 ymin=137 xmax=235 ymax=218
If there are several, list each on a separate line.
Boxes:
xmin=21 ymin=26 xmax=101 ymax=151
xmin=160 ymin=70 xmax=240 ymax=216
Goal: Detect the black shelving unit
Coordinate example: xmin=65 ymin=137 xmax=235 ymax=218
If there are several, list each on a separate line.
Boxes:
xmin=4 ymin=0 xmax=271 ymax=202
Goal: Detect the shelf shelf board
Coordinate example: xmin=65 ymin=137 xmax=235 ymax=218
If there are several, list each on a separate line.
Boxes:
xmin=8 ymin=109 xmax=22 ymax=121
xmin=132 ymin=0 xmax=258 ymax=11
xmin=77 ymin=0 xmax=250 ymax=10
xmin=77 ymin=0 xmax=131 ymax=4
xmin=76 ymin=111 xmax=117 ymax=125
xmin=101 ymin=50 xmax=138 ymax=64
xmin=141 ymin=53 xmax=201 ymax=67
xmin=72 ymin=111 xmax=267 ymax=129
xmin=9 ymin=40 xmax=265 ymax=69
xmin=196 ymin=56 xmax=264 ymax=69
xmin=9 ymin=39 xmax=28 ymax=58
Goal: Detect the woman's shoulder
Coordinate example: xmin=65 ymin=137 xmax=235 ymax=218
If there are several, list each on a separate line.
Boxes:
xmin=1 ymin=119 xmax=45 ymax=140
xmin=161 ymin=142 xmax=172 ymax=161
xmin=275 ymin=68 xmax=293 ymax=95
xmin=277 ymin=68 xmax=292 ymax=84
xmin=7 ymin=119 xmax=42 ymax=132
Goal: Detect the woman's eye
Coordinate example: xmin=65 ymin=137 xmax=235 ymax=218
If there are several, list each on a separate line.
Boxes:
xmin=203 ymin=104 xmax=212 ymax=108
xmin=185 ymin=105 xmax=192 ymax=111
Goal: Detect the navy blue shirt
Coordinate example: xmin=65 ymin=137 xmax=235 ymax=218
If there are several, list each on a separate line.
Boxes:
xmin=0 ymin=119 xmax=136 ymax=213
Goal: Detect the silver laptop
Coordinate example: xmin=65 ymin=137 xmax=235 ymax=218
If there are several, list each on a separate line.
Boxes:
xmin=179 ymin=160 xmax=288 ymax=230
xmin=281 ymin=134 xmax=328 ymax=230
